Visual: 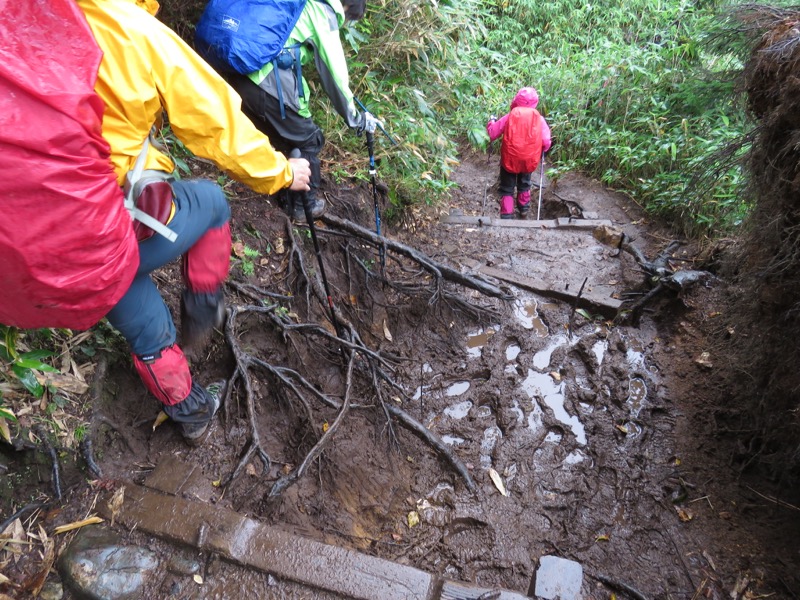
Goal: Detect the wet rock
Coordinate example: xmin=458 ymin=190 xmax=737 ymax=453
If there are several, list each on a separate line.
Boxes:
xmin=166 ymin=553 xmax=202 ymax=576
xmin=532 ymin=555 xmax=583 ymax=600
xmin=58 ymin=526 xmax=159 ymax=600
xmin=38 ymin=581 xmax=63 ymax=600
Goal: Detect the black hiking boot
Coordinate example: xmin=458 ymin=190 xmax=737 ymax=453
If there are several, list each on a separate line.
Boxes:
xmin=180 ymin=288 xmax=225 ymax=349
xmin=165 ymin=380 xmax=226 ymax=446
xmin=291 ymin=197 xmax=326 ymax=222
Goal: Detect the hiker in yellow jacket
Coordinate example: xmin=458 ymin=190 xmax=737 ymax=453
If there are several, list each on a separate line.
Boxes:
xmin=76 ymin=0 xmax=311 ymax=444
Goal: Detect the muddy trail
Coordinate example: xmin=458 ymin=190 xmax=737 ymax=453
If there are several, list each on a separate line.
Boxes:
xmin=2 ymin=151 xmax=799 ymax=599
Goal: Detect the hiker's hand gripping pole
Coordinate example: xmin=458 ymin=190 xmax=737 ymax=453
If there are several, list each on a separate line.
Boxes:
xmin=354 ymin=97 xmax=398 ymax=146
xmin=290 ymin=149 xmax=343 ymax=338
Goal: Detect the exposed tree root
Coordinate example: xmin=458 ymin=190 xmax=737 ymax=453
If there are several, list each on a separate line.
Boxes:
xmin=598 ymin=229 xmax=714 ymax=324
xmin=218 ymin=214 xmax=500 ymax=497
xmin=32 ymin=425 xmax=61 ymax=501
xmin=320 ymin=213 xmax=513 ymax=302
xmin=221 ymin=296 xmax=478 ymax=495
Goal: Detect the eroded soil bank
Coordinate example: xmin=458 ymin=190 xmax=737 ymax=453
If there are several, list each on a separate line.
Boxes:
xmin=2 ymin=152 xmax=799 ymax=599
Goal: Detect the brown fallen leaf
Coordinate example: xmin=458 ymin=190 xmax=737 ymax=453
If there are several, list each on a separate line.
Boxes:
xmin=108 ymin=486 xmax=125 ymax=527
xmin=383 ymin=320 xmax=393 ymax=342
xmin=675 ymin=506 xmax=694 ymax=522
xmin=26 ymin=525 xmax=55 ymax=596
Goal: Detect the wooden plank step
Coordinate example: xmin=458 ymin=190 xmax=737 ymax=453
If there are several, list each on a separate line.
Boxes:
xmin=100 ymin=480 xmax=534 ymax=600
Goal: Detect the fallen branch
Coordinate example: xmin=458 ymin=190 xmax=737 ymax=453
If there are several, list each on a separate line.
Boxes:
xmin=595 ymin=228 xmax=714 ymax=324
xmin=321 ymin=213 xmax=513 ymax=301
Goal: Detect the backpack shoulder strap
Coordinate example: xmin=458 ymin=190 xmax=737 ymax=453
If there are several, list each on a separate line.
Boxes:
xmin=123 ymin=132 xmax=178 ymax=242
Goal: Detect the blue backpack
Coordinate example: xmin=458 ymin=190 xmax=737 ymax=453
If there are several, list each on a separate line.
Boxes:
xmin=195 ymin=0 xmax=307 ymax=75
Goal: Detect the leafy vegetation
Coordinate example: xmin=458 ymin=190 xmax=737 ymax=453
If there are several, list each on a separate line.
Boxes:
xmin=155 ymin=0 xmax=751 ymax=234
xmin=0 ymin=324 xmax=123 ymax=448
xmin=316 ymin=0 xmax=750 ymax=235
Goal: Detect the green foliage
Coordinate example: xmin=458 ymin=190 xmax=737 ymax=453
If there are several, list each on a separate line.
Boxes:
xmin=456 ymin=0 xmax=749 ymax=236
xmin=157 ymin=125 xmax=193 ymax=178
xmin=234 ymin=242 xmax=261 ymax=277
xmin=0 ymin=323 xmax=125 ymax=444
xmin=0 ymin=326 xmax=58 ymax=400
xmin=324 ymin=0 xmax=750 ymax=236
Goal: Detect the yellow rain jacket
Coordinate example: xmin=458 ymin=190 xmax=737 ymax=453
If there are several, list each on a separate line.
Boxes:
xmin=77 ymin=0 xmax=293 ymax=196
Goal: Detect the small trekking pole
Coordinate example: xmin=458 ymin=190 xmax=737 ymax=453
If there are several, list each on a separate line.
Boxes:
xmin=290 ymin=149 xmax=342 ymax=336
xmin=487 ymin=114 xmax=497 ymax=165
xmin=536 ymin=151 xmax=546 ymax=221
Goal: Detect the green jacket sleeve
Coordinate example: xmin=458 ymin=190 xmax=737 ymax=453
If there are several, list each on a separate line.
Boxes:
xmin=296 ymin=0 xmax=361 ymax=128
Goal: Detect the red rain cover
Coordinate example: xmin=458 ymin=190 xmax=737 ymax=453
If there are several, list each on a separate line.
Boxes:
xmin=501 ymin=107 xmax=544 ymax=174
xmin=0 ymin=0 xmax=138 ymax=329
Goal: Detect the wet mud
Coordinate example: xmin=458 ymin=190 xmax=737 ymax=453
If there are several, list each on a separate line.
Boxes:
xmin=3 ymin=152 xmax=799 ymax=599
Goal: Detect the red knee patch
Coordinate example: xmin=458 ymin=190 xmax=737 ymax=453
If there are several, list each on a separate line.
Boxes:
xmin=134 ymin=345 xmax=192 ymax=406
xmin=183 ymin=222 xmax=231 ymax=293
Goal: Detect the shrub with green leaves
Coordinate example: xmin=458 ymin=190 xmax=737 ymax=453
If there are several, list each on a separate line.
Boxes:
xmin=335 ymin=0 xmax=748 ymax=235
xmin=157 ymin=0 xmax=748 ymax=235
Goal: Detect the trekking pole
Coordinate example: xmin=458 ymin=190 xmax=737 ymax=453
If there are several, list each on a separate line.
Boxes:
xmin=290 ymin=149 xmax=342 ymax=336
xmin=536 ymin=151 xmax=546 ymax=221
xmin=353 ymin=98 xmax=398 ymax=277
xmin=364 ymin=127 xmax=386 ymax=276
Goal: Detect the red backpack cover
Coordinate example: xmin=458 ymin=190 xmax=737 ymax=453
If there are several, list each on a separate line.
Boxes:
xmin=0 ymin=0 xmax=138 ymax=330
xmin=501 ymin=106 xmax=543 ymax=174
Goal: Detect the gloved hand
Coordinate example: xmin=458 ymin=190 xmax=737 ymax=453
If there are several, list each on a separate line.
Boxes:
xmin=357 ymin=111 xmax=383 ymax=136
xmin=489 ymin=114 xmax=497 ymax=123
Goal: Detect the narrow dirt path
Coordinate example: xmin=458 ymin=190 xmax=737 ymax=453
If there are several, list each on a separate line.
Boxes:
xmin=4 ymin=152 xmax=798 ymax=600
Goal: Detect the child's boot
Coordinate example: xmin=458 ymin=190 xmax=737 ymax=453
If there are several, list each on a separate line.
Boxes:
xmin=517 ymin=190 xmax=531 ymax=217
xmin=500 ymin=195 xmax=515 ymax=219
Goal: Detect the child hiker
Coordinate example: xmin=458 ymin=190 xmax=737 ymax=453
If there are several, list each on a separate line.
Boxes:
xmin=487 ymin=87 xmax=552 ymax=219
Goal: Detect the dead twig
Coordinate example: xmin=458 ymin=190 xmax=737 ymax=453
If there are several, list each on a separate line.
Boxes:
xmin=590 ymin=572 xmax=651 ymax=600
xmin=0 ymin=501 xmax=46 ymax=535
xmin=745 ymin=484 xmax=800 ymax=511
xmin=32 ymin=425 xmax=61 ymax=501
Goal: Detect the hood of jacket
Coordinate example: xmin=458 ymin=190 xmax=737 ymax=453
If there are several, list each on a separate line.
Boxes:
xmin=511 ymin=87 xmax=539 ymax=110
